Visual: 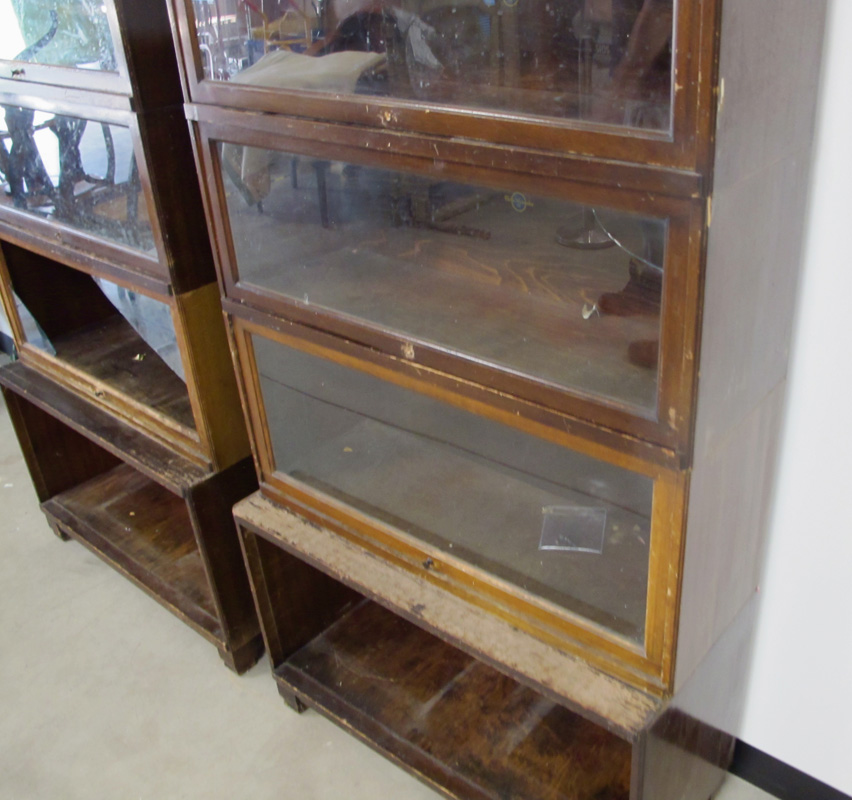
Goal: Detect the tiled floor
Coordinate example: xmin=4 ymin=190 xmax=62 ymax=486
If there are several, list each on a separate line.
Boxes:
xmin=0 ymin=385 xmax=778 ymax=800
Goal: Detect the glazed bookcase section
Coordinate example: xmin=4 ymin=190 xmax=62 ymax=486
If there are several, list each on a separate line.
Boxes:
xmin=234 ymin=319 xmax=686 ymax=692
xmin=0 ymin=92 xmax=174 ymax=288
xmin=0 ymin=361 xmax=263 ymax=674
xmin=170 ymin=0 xmax=719 ymax=171
xmin=0 ymin=0 xmax=128 ymax=93
xmin=0 ymin=102 xmax=156 ymax=251
xmin=0 ymin=240 xmax=213 ymax=466
xmin=198 ymin=117 xmax=704 ymax=454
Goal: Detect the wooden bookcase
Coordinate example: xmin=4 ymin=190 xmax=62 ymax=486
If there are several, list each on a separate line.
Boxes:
xmin=0 ymin=0 xmax=262 ymax=673
xmin=169 ymin=0 xmax=825 ymax=794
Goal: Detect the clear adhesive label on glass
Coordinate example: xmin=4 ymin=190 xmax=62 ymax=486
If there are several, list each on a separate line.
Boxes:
xmin=539 ymin=506 xmax=607 ymax=554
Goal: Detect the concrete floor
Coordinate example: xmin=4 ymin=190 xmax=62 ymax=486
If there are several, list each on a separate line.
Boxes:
xmin=0 ymin=385 xmax=778 ymax=800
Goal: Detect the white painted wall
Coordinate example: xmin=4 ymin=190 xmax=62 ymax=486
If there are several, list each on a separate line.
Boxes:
xmin=739 ymin=0 xmax=852 ymax=793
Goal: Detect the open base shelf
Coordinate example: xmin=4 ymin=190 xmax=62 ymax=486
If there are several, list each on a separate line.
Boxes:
xmin=237 ymin=491 xmax=736 ymax=800
xmin=277 ymin=599 xmax=632 ymax=800
xmin=43 ymin=462 xmax=223 ymax=644
xmin=0 ymin=361 xmax=263 ymax=673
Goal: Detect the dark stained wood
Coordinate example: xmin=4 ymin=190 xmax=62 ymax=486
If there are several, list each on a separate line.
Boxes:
xmin=278 ymin=599 xmax=632 ymax=800
xmin=0 ymin=0 xmax=261 ymax=674
xmin=230 ymin=309 xmax=681 ymax=474
xmin=0 ymin=214 xmax=170 ymax=297
xmin=197 ymin=118 xmax=702 ymax=457
xmin=191 ymin=105 xmax=704 ymax=201
xmin=185 ymin=457 xmax=263 ymax=673
xmin=1 ymin=383 xmax=121 ymax=502
xmin=112 ymin=0 xmax=184 ymax=111
xmin=1 ymin=361 xmax=262 ymax=670
xmin=673 ymin=0 xmax=828 ymax=691
xmin=134 ymin=106 xmax=220 ymax=293
xmin=240 ymin=529 xmax=361 ymax=668
xmin=1 ymin=241 xmax=118 ymax=343
xmin=235 ymin=492 xmax=665 ymax=734
xmin=43 ymin=462 xmax=222 ymax=642
xmin=0 ymin=360 xmax=206 ymax=494
xmin=47 ymin=314 xmax=195 ymax=432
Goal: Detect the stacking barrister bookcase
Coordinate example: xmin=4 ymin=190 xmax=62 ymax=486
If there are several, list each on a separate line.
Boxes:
xmin=169 ymin=0 xmax=825 ymax=794
xmin=0 ymin=0 xmax=262 ymax=672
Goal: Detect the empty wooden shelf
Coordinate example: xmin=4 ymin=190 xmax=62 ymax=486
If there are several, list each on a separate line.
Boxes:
xmin=1 ymin=360 xmax=262 ymax=671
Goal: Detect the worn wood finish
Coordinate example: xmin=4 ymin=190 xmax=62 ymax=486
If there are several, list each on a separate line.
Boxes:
xmin=172 ymin=0 xmax=824 ymax=793
xmin=239 ymin=530 xmax=361 ymax=669
xmin=134 ymin=106 xmax=220 ymax=293
xmin=0 ymin=360 xmax=205 ymax=494
xmin=673 ymin=0 xmax=827 ymax=691
xmin=185 ymin=457 xmax=263 ymax=672
xmin=0 ymin=241 xmax=119 ymax=344
xmin=196 ymin=119 xmax=704 ymax=455
xmin=44 ymin=462 xmax=221 ymax=640
xmin=279 ymin=599 xmax=633 ymax=800
xmin=231 ymin=311 xmax=680 ymax=475
xmin=238 ymin=497 xmax=737 ymax=800
xmin=0 ymin=216 xmax=169 ymax=298
xmin=174 ymin=283 xmax=251 ymax=471
xmin=235 ymin=492 xmax=663 ymax=734
xmin=1 ymin=361 xmax=261 ymax=670
xmin=0 ymin=383 xmax=121 ymax=502
xmin=0 ymin=0 xmax=262 ymax=674
xmin=190 ymin=105 xmax=704 ymax=201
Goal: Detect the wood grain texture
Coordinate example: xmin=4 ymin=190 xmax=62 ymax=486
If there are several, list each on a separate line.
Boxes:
xmin=43 ymin=462 xmax=223 ymax=643
xmin=279 ymin=599 xmax=633 ymax=800
xmin=1 ymin=383 xmax=121 ymax=502
xmin=185 ymin=457 xmax=263 ymax=671
xmin=235 ymin=491 xmax=663 ymax=738
xmin=674 ymin=0 xmax=827 ymax=691
xmin=174 ymin=283 xmax=251 ymax=470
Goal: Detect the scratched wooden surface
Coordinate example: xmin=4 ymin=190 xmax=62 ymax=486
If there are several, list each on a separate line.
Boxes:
xmin=279 ymin=599 xmax=633 ymax=800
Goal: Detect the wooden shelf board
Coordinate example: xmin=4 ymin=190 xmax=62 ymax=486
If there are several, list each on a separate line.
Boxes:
xmin=235 ymin=491 xmax=662 ymax=739
xmin=0 ymin=360 xmax=208 ymax=494
xmin=42 ymin=463 xmax=223 ymax=645
xmin=48 ymin=314 xmax=196 ymax=432
xmin=277 ymin=599 xmax=632 ymax=800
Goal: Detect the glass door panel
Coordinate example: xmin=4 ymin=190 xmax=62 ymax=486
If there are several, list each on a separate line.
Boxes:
xmin=0 ymin=0 xmax=116 ymax=71
xmin=0 ymin=105 xmax=155 ymax=253
xmin=222 ymin=143 xmax=666 ymax=413
xmin=192 ymin=0 xmax=674 ymax=132
xmin=253 ymin=333 xmax=653 ymax=642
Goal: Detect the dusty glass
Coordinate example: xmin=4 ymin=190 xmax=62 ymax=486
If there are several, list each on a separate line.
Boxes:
xmin=255 ymin=334 xmax=653 ymax=641
xmin=0 ymin=106 xmax=155 ymax=252
xmin=193 ymin=0 xmax=674 ymax=131
xmin=223 ymin=144 xmax=666 ymax=412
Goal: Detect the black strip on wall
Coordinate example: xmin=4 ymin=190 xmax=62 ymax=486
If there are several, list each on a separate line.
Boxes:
xmin=731 ymin=741 xmax=851 ymax=800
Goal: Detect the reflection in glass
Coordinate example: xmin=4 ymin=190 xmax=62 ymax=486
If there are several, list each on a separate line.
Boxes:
xmin=255 ymin=334 xmax=653 ymax=641
xmin=222 ymin=144 xmax=666 ymax=411
xmin=0 ymin=106 xmax=155 ymax=252
xmin=0 ymin=0 xmax=116 ymax=70
xmin=94 ymin=278 xmax=185 ymax=379
xmin=192 ymin=0 xmax=673 ymax=130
